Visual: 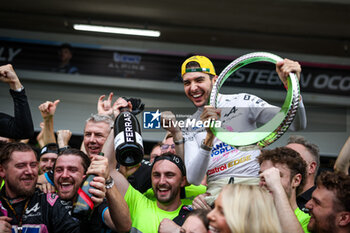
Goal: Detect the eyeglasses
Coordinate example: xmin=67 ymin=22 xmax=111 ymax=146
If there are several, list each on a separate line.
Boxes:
xmin=161 ymin=144 xmax=175 ymax=150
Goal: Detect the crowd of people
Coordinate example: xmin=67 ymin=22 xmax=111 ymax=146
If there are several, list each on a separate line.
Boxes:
xmin=0 ymin=56 xmax=349 ymax=233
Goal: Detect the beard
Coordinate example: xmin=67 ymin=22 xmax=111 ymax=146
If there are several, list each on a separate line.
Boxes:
xmin=7 ymin=178 xmax=36 ymax=198
xmin=308 ymin=212 xmax=337 ymax=233
xmin=153 ymin=185 xmax=179 ymax=204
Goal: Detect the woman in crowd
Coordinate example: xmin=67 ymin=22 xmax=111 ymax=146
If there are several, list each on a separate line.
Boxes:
xmin=207 ymin=184 xmax=282 ymax=233
xmin=181 ymin=209 xmax=210 ymax=233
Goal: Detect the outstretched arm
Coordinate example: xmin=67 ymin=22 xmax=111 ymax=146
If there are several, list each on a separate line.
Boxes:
xmin=161 ymin=111 xmax=184 ymax=160
xmin=0 ymin=64 xmax=34 ymax=139
xmin=36 ymin=122 xmax=45 ymax=148
xmin=38 ymin=100 xmax=60 ymax=144
xmin=87 ymin=154 xmax=131 ymax=232
xmin=56 ymin=129 xmax=72 ymax=148
xmin=334 ymin=136 xmax=350 ymax=175
xmin=276 ymin=59 xmax=307 ymax=131
xmin=102 ymin=127 xmax=130 ymax=196
xmin=260 ymin=167 xmax=304 ymax=233
xmin=97 ymin=92 xmax=115 ymax=118
xmin=104 ymin=182 xmax=131 ymax=232
xmin=185 ymin=106 xmax=219 ymax=185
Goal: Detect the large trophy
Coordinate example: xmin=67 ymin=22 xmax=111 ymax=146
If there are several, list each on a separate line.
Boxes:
xmin=209 ymin=52 xmax=300 ymax=148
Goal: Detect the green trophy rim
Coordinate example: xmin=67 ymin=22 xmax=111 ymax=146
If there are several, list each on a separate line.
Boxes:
xmin=209 ymin=52 xmax=300 ymax=148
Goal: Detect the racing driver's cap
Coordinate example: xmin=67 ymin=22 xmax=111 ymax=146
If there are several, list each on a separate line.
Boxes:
xmin=181 ymin=55 xmax=216 ymax=77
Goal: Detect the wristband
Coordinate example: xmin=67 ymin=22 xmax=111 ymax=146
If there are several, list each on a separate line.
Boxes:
xmin=174 ymin=138 xmax=185 ymax=145
xmin=13 ymin=86 xmax=24 ymax=92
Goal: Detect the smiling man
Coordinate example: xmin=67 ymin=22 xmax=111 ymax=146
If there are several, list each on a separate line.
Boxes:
xmin=0 ymin=143 xmax=80 ymax=233
xmin=181 ymin=55 xmax=307 ymax=205
xmin=53 ymin=148 xmax=131 ymax=233
xmin=305 ymin=171 xmax=350 ymax=233
xmin=83 ymin=114 xmax=113 ymax=157
xmin=109 ymin=152 xmax=189 ymax=233
xmin=38 ymin=143 xmax=59 ymax=174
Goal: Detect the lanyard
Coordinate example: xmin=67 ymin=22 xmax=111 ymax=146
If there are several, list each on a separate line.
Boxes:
xmin=1 ymin=196 xmax=30 ymax=233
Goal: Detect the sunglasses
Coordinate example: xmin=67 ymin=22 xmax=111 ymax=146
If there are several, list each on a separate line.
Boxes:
xmin=161 ymin=144 xmax=175 ymax=150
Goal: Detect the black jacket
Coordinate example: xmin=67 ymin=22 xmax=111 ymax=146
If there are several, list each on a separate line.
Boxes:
xmin=0 ymin=88 xmax=34 ymax=139
xmin=0 ymin=189 xmax=80 ymax=233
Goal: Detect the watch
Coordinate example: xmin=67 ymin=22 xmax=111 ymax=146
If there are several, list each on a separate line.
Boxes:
xmin=174 ymin=138 xmax=185 ymax=145
xmin=105 ymin=177 xmax=114 ymax=189
xmin=58 ymin=146 xmax=70 ymax=153
xmin=200 ymin=140 xmax=213 ymax=151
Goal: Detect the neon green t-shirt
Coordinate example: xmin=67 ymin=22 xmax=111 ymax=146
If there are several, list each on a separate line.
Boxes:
xmin=125 ymin=185 xmax=186 ymax=233
xmin=0 ymin=180 xmax=4 ymax=190
xmin=295 ymin=207 xmax=311 ymax=233
xmin=143 ymin=184 xmax=207 ymax=205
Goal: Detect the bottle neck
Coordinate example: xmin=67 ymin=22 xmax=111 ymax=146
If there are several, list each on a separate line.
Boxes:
xmin=120 ymin=107 xmax=129 ymax=112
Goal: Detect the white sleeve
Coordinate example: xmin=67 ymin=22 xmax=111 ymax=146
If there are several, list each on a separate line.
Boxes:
xmin=184 ymin=133 xmax=210 ymax=185
xmin=251 ymin=94 xmax=306 ymax=131
xmin=246 ymin=94 xmax=279 ymax=125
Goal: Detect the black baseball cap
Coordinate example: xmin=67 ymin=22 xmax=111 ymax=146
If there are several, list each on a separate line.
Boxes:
xmin=39 ymin=143 xmax=59 ymax=159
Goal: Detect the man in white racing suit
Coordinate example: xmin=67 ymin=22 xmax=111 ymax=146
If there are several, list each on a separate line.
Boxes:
xmin=180 ymin=55 xmax=307 ymax=205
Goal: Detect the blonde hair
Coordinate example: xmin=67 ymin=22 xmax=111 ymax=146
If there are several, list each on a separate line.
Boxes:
xmin=221 ymin=184 xmax=282 ymax=233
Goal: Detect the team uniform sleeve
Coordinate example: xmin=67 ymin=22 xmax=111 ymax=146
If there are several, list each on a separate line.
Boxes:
xmin=244 ymin=94 xmax=279 ymax=125
xmin=246 ymin=93 xmax=306 ymax=131
xmin=184 ymin=131 xmax=211 ymax=185
xmin=45 ymin=170 xmax=55 ymax=186
xmin=0 ymin=88 xmax=34 ymax=139
xmin=79 ymin=200 xmax=109 ymax=233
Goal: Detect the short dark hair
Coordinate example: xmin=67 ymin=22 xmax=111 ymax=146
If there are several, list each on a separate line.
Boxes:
xmin=59 ymin=43 xmax=73 ymax=51
xmin=258 ymin=147 xmax=307 ymax=194
xmin=151 ymin=142 xmax=162 ymax=152
xmin=317 ymin=171 xmax=350 ymax=212
xmin=287 ymin=135 xmax=320 ymax=174
xmin=0 ymin=142 xmax=35 ymax=166
xmin=54 ymin=148 xmax=91 ymax=173
xmin=153 ymin=142 xmax=162 ymax=148
xmin=0 ymin=140 xmax=9 ymax=155
xmin=185 ymin=209 xmax=210 ymax=230
xmin=185 ymin=61 xmax=215 ymax=79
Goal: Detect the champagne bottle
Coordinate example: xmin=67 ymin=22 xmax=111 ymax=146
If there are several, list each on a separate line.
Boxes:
xmin=72 ymin=152 xmax=104 ymax=219
xmin=114 ymin=107 xmax=144 ymax=166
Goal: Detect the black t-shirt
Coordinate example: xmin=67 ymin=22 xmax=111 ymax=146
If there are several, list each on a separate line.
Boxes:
xmin=127 ymin=159 xmax=152 ymax=193
xmin=297 ymin=186 xmax=316 ymax=213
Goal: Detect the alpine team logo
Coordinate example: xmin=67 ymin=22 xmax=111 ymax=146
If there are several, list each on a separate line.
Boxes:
xmin=143 ymin=110 xmax=161 ymax=129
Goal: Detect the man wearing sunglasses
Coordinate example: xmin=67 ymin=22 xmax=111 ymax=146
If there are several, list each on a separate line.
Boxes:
xmin=160 ymin=143 xmax=175 ymax=152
